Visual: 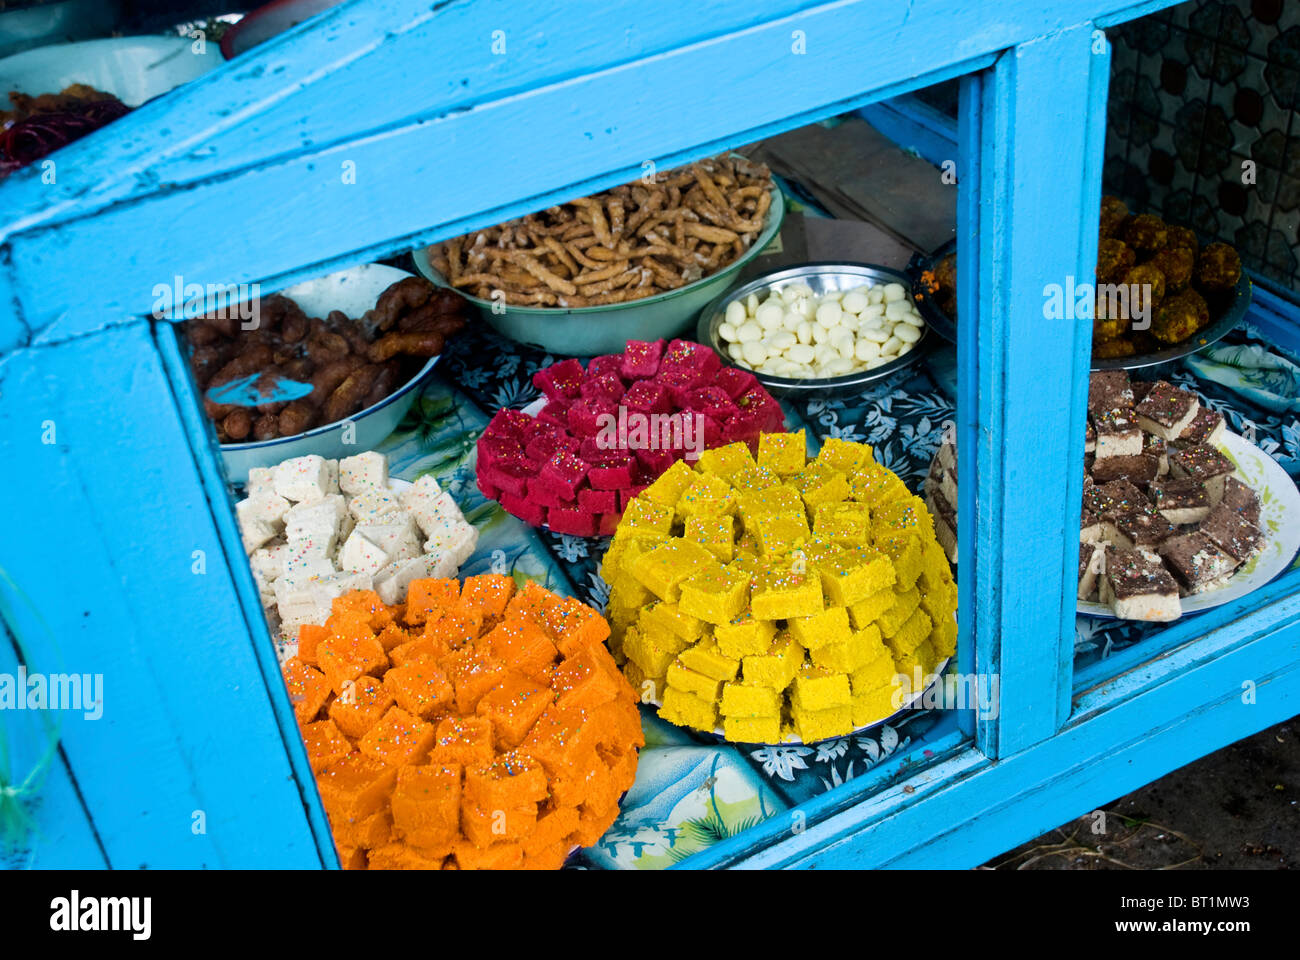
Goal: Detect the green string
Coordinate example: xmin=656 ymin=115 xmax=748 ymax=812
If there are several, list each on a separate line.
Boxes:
xmin=0 ymin=565 xmax=61 ymax=857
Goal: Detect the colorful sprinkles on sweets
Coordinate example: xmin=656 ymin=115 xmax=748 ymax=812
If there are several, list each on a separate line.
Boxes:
xmin=602 ymin=431 xmax=957 ymax=744
xmin=476 ymin=338 xmax=784 ymax=535
xmin=283 ymin=575 xmax=643 ymax=869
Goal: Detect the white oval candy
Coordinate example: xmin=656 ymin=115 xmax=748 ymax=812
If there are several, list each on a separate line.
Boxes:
xmin=881 ymin=335 xmax=902 ymax=355
xmin=898 ymin=310 xmax=925 ymax=328
xmin=796 ymin=320 xmax=815 ymax=345
xmin=882 ymin=282 xmax=906 ymax=302
xmin=736 ymin=321 xmax=763 ymax=343
xmin=885 ymin=300 xmax=913 ymax=321
xmin=841 ymin=290 xmax=869 ymax=314
xmin=725 ymin=300 xmax=747 ymax=327
xmin=824 ymin=357 xmax=854 ymax=376
xmin=866 ymin=356 xmax=890 ymax=369
xmin=718 ymin=321 xmax=738 ymax=342
xmin=813 ymin=342 xmax=837 ymax=364
xmin=727 ymin=342 xmax=744 ymax=361
xmin=897 ymin=342 xmax=915 ymax=356
xmin=770 ymin=330 xmax=797 ymax=351
xmin=742 ymin=341 xmax=768 ymax=366
xmin=745 ymin=293 xmax=760 ymax=315
xmin=782 ymin=311 xmax=804 ymax=331
xmin=861 ymin=324 xmax=890 ymax=343
xmin=866 ymin=287 xmax=885 ymax=305
xmin=756 ymin=301 xmax=785 ymax=329
xmin=855 ymin=339 xmax=880 ymax=362
xmin=787 ymin=343 xmax=815 ymax=364
xmin=895 ymin=323 xmax=921 ymax=344
xmin=815 ymin=302 xmax=843 ymax=328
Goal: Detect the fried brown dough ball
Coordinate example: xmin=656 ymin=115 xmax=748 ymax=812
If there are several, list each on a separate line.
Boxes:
xmin=1100 ymin=195 xmax=1129 ymax=239
xmin=935 ymin=252 xmax=956 ymax=295
xmin=1097 ymin=238 xmax=1137 ymax=284
xmin=1121 ymin=213 xmax=1168 ymax=257
xmin=1122 ymin=262 xmax=1167 ymax=312
xmin=1165 ymin=225 xmax=1198 ymax=255
xmin=1147 ymin=246 xmax=1195 ymax=293
xmin=1152 ymin=289 xmax=1210 ymax=344
xmin=1195 ymin=242 xmax=1242 ymax=292
xmin=1093 ymin=306 xmax=1128 ymax=341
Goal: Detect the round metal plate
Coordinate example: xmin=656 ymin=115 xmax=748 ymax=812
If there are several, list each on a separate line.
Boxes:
xmin=907 ymin=239 xmax=1253 ymax=370
xmin=695 ymin=262 xmax=930 ymax=399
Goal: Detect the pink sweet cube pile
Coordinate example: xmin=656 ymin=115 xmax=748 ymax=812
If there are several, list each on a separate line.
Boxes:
xmin=475 ymin=338 xmax=785 ymax=535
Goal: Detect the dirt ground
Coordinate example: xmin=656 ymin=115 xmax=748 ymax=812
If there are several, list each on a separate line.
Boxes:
xmin=983 ymin=717 xmax=1298 ymax=869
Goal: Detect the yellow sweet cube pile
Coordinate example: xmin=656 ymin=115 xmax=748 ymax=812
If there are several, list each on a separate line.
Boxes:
xmin=603 ymin=431 xmax=958 ymax=744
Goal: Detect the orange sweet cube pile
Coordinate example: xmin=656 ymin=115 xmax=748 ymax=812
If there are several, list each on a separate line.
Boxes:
xmin=283 ymin=576 xmax=643 ymax=870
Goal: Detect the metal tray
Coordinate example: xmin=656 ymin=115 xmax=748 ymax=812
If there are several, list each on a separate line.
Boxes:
xmin=695 ymin=262 xmax=930 ymax=399
xmin=906 ymin=239 xmax=1252 ymax=371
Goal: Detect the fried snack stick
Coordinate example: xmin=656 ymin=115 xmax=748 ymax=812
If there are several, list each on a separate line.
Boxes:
xmin=642 ymin=256 xmax=687 ymax=289
xmin=729 ymin=190 xmax=770 ymax=233
xmin=363 ymin=360 xmax=403 ymax=408
xmin=372 ymin=276 xmax=433 ymax=331
xmin=253 ymin=413 xmax=280 ymax=441
xmin=571 ymin=197 xmax=612 ymax=247
xmin=574 ymin=261 xmax=630 ymax=285
xmin=278 ymin=400 xmax=319 ymax=436
xmin=188 ymin=343 xmax=234 ymax=390
xmin=223 ymin=408 xmax=253 ymax=441
xmin=500 ymin=290 xmax=560 ymax=306
xmin=306 ymin=355 xmax=366 ymax=408
xmin=684 ymin=222 xmax=740 ymax=244
xmin=368 ymin=331 xmax=448 ymax=363
xmin=608 ymin=197 xmax=626 ymax=240
xmin=583 ymin=245 xmax=627 ymax=262
xmin=395 ymin=301 xmax=467 ymax=333
xmin=578 ymin=269 xmax=639 ymax=296
xmin=204 ymin=343 xmax=275 ymax=419
xmin=502 ymin=250 xmax=578 ymax=295
xmin=539 ymin=234 xmax=580 ymax=276
xmin=323 ymin=364 xmax=382 ymax=423
xmin=186 ymin=321 xmax=221 ymax=347
xmin=691 ymin=162 xmax=732 ymax=218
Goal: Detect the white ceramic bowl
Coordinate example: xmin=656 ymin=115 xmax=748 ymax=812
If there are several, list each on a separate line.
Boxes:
xmin=217 ymin=263 xmax=441 ymax=479
xmin=0 ymin=36 xmax=222 ymax=107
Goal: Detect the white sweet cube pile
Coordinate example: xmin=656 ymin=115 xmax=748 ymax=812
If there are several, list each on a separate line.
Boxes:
xmin=234 ymin=451 xmax=479 ymax=640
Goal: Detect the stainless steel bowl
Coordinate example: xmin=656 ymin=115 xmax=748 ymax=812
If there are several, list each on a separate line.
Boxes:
xmin=696 ymin=263 xmax=930 ymax=398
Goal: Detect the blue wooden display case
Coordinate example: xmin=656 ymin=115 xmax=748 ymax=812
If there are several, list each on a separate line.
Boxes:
xmin=2 ymin=0 xmax=1297 ymax=869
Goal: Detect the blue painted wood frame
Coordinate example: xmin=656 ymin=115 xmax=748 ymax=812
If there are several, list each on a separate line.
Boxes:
xmin=958 ymin=25 xmax=1109 ymax=756
xmin=8 ymin=0 xmax=1296 ymax=871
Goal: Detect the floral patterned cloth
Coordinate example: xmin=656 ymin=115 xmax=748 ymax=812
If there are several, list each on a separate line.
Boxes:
xmin=389 ymin=294 xmax=1298 ymax=868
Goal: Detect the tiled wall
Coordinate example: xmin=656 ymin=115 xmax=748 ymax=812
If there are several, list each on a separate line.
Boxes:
xmin=1106 ymin=0 xmax=1300 ymax=289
